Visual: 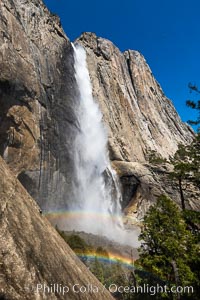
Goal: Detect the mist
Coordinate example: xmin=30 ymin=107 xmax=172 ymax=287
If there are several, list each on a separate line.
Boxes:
xmin=61 ymin=44 xmax=140 ymax=247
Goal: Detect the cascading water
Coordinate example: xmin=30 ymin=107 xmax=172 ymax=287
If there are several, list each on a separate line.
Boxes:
xmin=47 ymin=43 xmax=140 ymax=246
xmin=70 ymin=43 xmax=124 ymax=241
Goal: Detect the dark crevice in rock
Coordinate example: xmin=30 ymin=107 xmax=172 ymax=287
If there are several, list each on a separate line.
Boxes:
xmin=120 ymin=175 xmax=140 ymax=209
xmin=53 ymin=26 xmax=66 ymax=39
xmin=124 ymin=51 xmax=137 ymax=95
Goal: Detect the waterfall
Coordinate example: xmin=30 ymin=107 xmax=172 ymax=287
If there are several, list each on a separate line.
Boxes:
xmin=69 ymin=43 xmax=125 ymax=241
xmin=44 ymin=43 xmax=140 ymax=245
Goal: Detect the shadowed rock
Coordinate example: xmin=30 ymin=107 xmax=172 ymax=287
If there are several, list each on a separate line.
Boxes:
xmin=0 ymin=0 xmax=80 ymax=210
xmin=0 ymin=156 xmax=113 ymax=300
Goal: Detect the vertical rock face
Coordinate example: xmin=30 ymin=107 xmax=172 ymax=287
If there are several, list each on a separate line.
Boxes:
xmin=76 ymin=32 xmax=197 ymax=218
xmin=76 ymin=32 xmax=193 ymax=163
xmin=0 ymin=1 xmax=196 ymax=224
xmin=0 ymin=0 xmax=80 ymax=209
xmin=0 ymin=156 xmax=113 ymax=300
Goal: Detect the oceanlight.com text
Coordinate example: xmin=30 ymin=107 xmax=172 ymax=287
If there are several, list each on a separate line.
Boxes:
xmin=108 ymin=283 xmax=194 ymax=296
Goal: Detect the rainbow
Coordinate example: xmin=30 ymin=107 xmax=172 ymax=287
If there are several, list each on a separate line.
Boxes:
xmin=45 ymin=211 xmax=166 ymax=282
xmin=45 ymin=210 xmax=137 ymax=268
xmin=45 ymin=211 xmax=160 ymax=279
xmin=74 ymin=250 xmax=135 ymax=268
xmin=45 ymin=209 xmax=124 ymax=223
xmin=76 ymin=251 xmax=166 ymax=283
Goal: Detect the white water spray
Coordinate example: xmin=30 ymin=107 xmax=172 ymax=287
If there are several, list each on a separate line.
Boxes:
xmin=49 ymin=45 xmax=138 ymax=246
xmin=63 ymin=43 xmax=140 ymax=245
xmin=71 ymin=44 xmax=121 ymax=235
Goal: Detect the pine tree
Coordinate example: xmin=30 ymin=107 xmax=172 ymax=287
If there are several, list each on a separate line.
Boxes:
xmin=135 ymin=195 xmax=199 ymax=299
xmin=169 ymin=137 xmax=200 ymax=210
xmin=169 ymin=144 xmax=192 ymax=210
xmin=186 ymin=83 xmax=200 ymax=128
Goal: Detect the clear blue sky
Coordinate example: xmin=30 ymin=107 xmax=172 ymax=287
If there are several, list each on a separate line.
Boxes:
xmin=44 ymin=0 xmax=200 ymax=127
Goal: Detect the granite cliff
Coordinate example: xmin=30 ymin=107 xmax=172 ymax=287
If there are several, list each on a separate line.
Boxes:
xmin=0 ymin=0 xmax=197 ymax=221
xmin=0 ymin=0 xmax=195 ymax=218
xmin=76 ymin=33 xmax=197 ymax=220
xmin=0 ymin=0 xmax=197 ymax=220
xmin=76 ymin=32 xmax=193 ymax=163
